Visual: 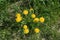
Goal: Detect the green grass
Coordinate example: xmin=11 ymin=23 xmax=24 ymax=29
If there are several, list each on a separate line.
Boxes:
xmin=0 ymin=0 xmax=60 ymax=40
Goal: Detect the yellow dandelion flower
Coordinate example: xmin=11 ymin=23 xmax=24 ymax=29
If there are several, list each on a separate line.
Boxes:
xmin=16 ymin=17 xmax=22 ymax=22
xmin=23 ymin=10 xmax=28 ymax=15
xmin=31 ymin=14 xmax=36 ymax=18
xmin=23 ymin=25 xmax=28 ymax=29
xmin=39 ymin=17 xmax=45 ymax=23
xmin=16 ymin=13 xmax=21 ymax=17
xmin=33 ymin=18 xmax=39 ymax=22
xmin=34 ymin=28 xmax=40 ymax=33
xmin=30 ymin=8 xmax=33 ymax=11
xmin=24 ymin=29 xmax=29 ymax=34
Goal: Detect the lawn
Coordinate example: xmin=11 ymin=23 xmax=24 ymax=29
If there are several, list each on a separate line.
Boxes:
xmin=0 ymin=0 xmax=60 ymax=40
